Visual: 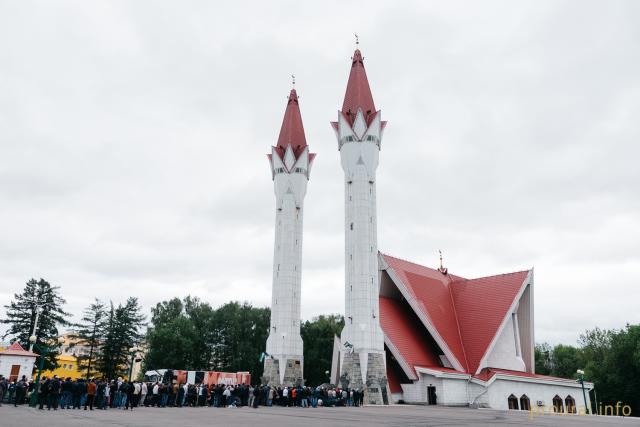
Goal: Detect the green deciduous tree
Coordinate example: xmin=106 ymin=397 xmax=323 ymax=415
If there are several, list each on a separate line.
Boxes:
xmin=144 ymin=298 xmax=270 ymax=382
xmin=301 ymin=314 xmax=344 ymax=386
xmin=145 ymin=297 xmax=215 ymax=371
xmin=580 ymin=325 xmax=639 ymax=417
xmin=535 ymin=325 xmax=640 ymax=417
xmin=1 ymin=278 xmax=70 ymax=370
xmin=534 ymin=342 xmax=552 ymax=375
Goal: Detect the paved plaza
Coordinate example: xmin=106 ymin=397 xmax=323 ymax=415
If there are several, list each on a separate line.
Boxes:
xmin=1 ymin=404 xmax=638 ymax=426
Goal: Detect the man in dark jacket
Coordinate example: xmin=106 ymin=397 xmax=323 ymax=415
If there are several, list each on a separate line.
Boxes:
xmin=61 ymin=377 xmax=72 ymax=409
xmin=14 ymin=379 xmax=27 ymax=406
xmin=252 ymin=384 xmax=260 ymax=408
xmin=38 ymin=377 xmax=49 ymax=410
xmin=47 ymin=376 xmax=61 ymax=410
xmin=0 ymin=375 xmax=6 ymax=406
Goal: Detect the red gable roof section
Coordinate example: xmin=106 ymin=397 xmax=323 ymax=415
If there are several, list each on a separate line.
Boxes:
xmin=381 ymin=253 xmax=531 ymax=376
xmin=274 ymin=89 xmax=308 ymax=161
xmin=450 ymin=271 xmax=530 ymax=374
xmin=341 ymin=49 xmax=376 ymax=125
xmin=383 ymin=254 xmax=469 ymax=372
xmin=379 ymin=297 xmax=441 ymax=375
xmin=1 ymin=341 xmax=39 ymax=357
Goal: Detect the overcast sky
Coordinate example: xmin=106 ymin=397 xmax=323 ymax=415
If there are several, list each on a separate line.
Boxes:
xmin=1 ymin=1 xmax=638 ymax=345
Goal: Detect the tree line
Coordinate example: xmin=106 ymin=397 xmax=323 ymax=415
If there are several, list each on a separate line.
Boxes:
xmin=144 ymin=296 xmax=344 ymax=385
xmin=534 ymin=325 xmax=640 ymax=416
xmin=0 ymin=279 xmax=344 ymax=385
xmin=2 ymin=278 xmax=145 ymax=379
xmin=2 ymin=278 xmax=638 ymax=417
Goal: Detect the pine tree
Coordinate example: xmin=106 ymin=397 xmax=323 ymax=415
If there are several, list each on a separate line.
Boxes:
xmin=97 ymin=298 xmax=145 ymax=380
xmin=1 ymin=278 xmax=70 ymax=370
xmin=68 ymin=298 xmax=107 ymax=379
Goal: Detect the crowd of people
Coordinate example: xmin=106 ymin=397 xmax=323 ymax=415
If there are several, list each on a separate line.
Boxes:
xmin=0 ymin=374 xmax=366 ymax=410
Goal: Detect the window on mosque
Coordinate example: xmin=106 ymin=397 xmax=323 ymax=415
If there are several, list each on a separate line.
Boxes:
xmin=519 ymin=395 xmax=530 ymax=411
xmin=508 ymin=394 xmax=519 ymax=410
xmin=565 ymin=395 xmax=576 ymax=414
xmin=345 ymin=136 xmax=355 ymax=142
xmin=553 ymin=395 xmax=564 ymax=413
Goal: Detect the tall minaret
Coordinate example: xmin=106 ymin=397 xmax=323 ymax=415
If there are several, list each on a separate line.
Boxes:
xmin=264 ymin=86 xmax=315 ymax=387
xmin=331 ymin=48 xmax=389 ymax=404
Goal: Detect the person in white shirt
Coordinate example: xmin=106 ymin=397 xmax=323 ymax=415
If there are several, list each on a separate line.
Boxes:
xmin=152 ymin=382 xmax=160 ymax=407
xmin=140 ymin=382 xmax=147 ymax=407
xmin=223 ymin=386 xmax=232 ymax=407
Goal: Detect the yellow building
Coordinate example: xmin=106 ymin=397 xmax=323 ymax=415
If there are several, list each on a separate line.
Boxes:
xmin=41 ymin=332 xmax=89 ymax=380
xmin=41 ymin=353 xmax=83 ymax=380
xmin=39 ymin=333 xmax=146 ymax=381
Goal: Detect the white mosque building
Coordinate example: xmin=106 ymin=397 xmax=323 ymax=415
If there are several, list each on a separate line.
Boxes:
xmin=263 ymin=45 xmax=593 ymax=411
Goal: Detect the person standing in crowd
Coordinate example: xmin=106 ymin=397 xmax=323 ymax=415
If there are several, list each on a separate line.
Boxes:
xmin=151 ymin=381 xmax=160 ymax=407
xmin=160 ymin=382 xmax=169 ymax=407
xmin=267 ymin=386 xmax=275 ymax=407
xmin=84 ymin=379 xmax=96 ymax=410
xmin=140 ymin=381 xmax=147 ymax=407
xmin=7 ymin=380 xmax=16 ymax=406
xmin=252 ymin=384 xmax=260 ymax=408
xmin=37 ymin=376 xmax=49 ymax=410
xmin=133 ymin=381 xmax=141 ymax=407
xmin=95 ymin=380 xmax=105 ymax=409
xmin=125 ymin=381 xmax=135 ymax=410
xmin=103 ymin=380 xmax=110 ymax=409
xmin=15 ymin=378 xmax=27 ymax=407
xmin=222 ymin=386 xmax=231 ymax=407
xmin=169 ymin=382 xmax=178 ymax=407
xmin=60 ymin=377 xmax=72 ymax=409
xmin=176 ymin=382 xmax=184 ymax=407
xmin=0 ymin=375 xmax=6 ymax=406
xmin=80 ymin=379 xmax=88 ymax=408
xmin=71 ymin=379 xmax=82 ymax=409
xmin=248 ymin=385 xmax=254 ymax=408
xmin=46 ymin=375 xmax=60 ymax=410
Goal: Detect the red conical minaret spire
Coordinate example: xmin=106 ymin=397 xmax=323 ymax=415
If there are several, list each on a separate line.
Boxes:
xmin=341 ymin=49 xmax=376 ymax=125
xmin=275 ymin=89 xmax=307 ymax=160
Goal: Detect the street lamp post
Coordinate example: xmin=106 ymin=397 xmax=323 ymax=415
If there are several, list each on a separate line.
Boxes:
xmin=577 ymin=369 xmax=589 ymax=414
xmin=28 ymin=336 xmax=65 ymax=407
xmin=28 ymin=306 xmax=43 ymax=352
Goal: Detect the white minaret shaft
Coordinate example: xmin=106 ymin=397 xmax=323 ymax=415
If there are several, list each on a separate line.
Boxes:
xmin=331 ymin=48 xmax=389 ymax=403
xmin=265 ymin=88 xmax=314 ymax=386
xmin=340 ymin=111 xmax=384 ymax=354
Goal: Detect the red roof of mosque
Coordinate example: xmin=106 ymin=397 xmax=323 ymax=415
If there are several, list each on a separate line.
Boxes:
xmin=341 ymin=49 xmax=376 ymax=125
xmin=1 ymin=341 xmax=39 ymax=357
xmin=379 ymin=253 xmax=530 ymax=376
xmin=450 ymin=271 xmax=530 ymax=374
xmin=380 ymin=297 xmax=442 ymax=374
xmin=273 ymin=89 xmax=308 ymax=161
xmin=473 ymin=368 xmax=581 ymax=384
